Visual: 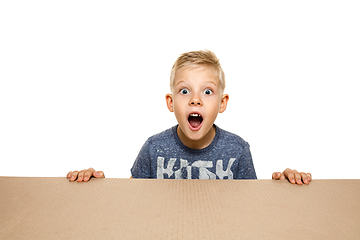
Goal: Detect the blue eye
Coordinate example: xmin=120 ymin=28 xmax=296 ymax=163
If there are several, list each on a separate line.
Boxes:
xmin=203 ymin=89 xmax=213 ymax=95
xmin=180 ymin=88 xmax=189 ymax=94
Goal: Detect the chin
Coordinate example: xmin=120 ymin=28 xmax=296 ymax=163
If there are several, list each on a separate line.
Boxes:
xmin=186 ymin=125 xmax=211 ymax=141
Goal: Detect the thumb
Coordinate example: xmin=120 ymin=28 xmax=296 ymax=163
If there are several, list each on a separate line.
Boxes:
xmin=272 ymin=172 xmax=281 ymax=180
xmin=93 ymin=171 xmax=105 ymax=178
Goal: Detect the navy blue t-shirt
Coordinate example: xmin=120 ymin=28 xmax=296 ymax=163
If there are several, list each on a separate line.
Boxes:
xmin=131 ymin=125 xmax=257 ymax=179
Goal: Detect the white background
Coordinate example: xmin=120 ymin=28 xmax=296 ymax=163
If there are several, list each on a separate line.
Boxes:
xmin=1 ymin=1 xmax=359 ymax=179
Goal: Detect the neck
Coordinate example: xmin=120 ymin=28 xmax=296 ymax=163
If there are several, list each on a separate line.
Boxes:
xmin=177 ymin=125 xmax=216 ymax=150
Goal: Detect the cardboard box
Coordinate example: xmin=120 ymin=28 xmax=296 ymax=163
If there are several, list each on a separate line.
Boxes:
xmin=0 ymin=177 xmax=359 ymax=239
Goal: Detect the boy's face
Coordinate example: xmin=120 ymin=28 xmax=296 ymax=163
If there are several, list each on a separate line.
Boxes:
xmin=166 ymin=66 xmax=229 ymax=149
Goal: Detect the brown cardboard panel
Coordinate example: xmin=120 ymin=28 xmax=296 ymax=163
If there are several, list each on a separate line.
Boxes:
xmin=0 ymin=177 xmax=359 ymax=239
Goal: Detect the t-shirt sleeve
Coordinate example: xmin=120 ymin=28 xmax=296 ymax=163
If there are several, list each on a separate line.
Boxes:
xmin=131 ymin=139 xmax=152 ymax=178
xmin=236 ymin=144 xmax=257 ymax=179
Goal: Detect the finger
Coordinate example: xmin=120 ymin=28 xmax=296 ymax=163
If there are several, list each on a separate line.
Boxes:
xmin=300 ymin=172 xmax=310 ymax=184
xmin=283 ymin=168 xmax=300 ymax=184
xmin=306 ymin=173 xmax=312 ymax=182
xmin=77 ymin=170 xmax=86 ymax=182
xmin=286 ymin=171 xmax=296 ymax=184
xmin=279 ymin=173 xmax=286 ymax=180
xmin=69 ymin=171 xmax=79 ymax=182
xmin=93 ymin=171 xmax=105 ymax=178
xmin=272 ymin=172 xmax=281 ymax=180
xmin=83 ymin=168 xmax=95 ymax=182
xmin=294 ymin=172 xmax=303 ymax=185
xmin=67 ymin=171 xmax=72 ymax=179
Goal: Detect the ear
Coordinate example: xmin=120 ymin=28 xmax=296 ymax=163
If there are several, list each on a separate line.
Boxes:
xmin=219 ymin=94 xmax=229 ymax=113
xmin=166 ymin=93 xmax=174 ymax=112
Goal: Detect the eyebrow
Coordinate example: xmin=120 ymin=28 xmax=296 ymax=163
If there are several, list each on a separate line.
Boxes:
xmin=206 ymin=81 xmax=217 ymax=86
xmin=176 ymin=80 xmax=185 ymax=86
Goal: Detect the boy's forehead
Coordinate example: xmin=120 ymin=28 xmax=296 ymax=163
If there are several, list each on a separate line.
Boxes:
xmin=174 ymin=65 xmax=220 ymax=85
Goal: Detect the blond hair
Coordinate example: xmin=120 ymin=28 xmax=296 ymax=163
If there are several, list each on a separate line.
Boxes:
xmin=170 ymin=50 xmax=225 ymax=91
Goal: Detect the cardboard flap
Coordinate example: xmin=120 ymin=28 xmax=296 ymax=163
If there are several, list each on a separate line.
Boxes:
xmin=1 ymin=177 xmax=359 ymax=239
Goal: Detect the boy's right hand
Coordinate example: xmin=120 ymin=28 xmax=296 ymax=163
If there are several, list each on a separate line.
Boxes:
xmin=67 ymin=168 xmax=105 ymax=182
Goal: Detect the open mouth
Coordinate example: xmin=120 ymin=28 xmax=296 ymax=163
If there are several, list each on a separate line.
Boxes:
xmin=188 ymin=113 xmax=203 ymax=130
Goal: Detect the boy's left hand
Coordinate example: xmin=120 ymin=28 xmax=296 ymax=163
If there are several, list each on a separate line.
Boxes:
xmin=272 ymin=168 xmax=312 ymax=185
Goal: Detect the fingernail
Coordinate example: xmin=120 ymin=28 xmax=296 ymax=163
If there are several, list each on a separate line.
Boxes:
xmin=94 ymin=172 xmax=99 ymax=177
xmin=84 ymin=177 xmax=89 ymax=181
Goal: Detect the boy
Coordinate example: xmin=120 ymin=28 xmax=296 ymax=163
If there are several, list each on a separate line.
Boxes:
xmin=67 ymin=50 xmax=312 ymax=184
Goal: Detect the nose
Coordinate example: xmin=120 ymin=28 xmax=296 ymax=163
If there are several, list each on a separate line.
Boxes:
xmin=189 ymin=95 xmax=203 ymax=106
